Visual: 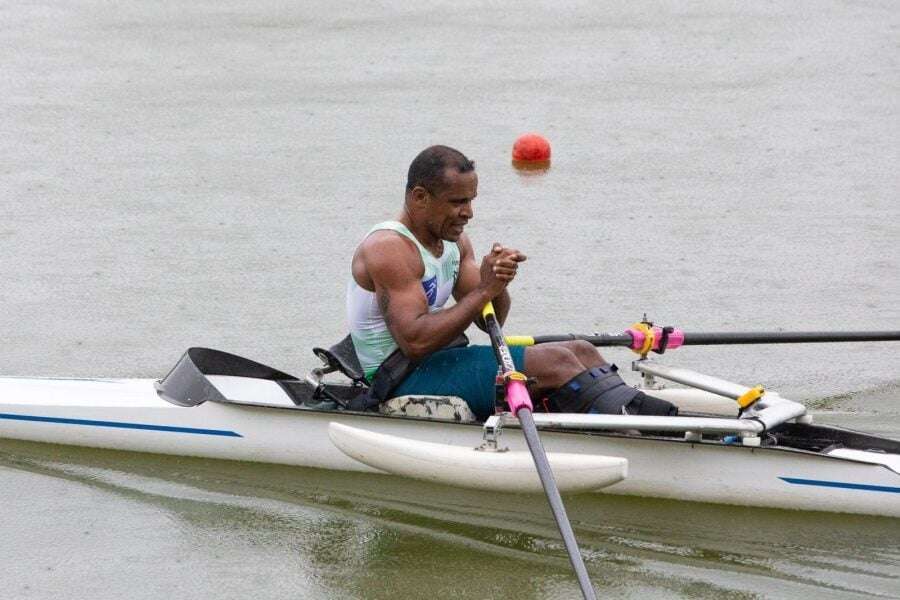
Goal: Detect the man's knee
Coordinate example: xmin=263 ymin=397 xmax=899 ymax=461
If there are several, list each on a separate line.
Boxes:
xmin=565 ymin=340 xmax=605 ymax=366
xmin=524 ymin=345 xmax=583 ymax=389
xmin=525 ymin=344 xmax=579 ymax=367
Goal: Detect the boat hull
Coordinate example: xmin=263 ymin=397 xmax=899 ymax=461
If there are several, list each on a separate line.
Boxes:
xmin=1 ymin=376 xmax=898 ymax=517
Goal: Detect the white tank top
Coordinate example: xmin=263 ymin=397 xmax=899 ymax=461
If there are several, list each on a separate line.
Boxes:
xmin=347 ymin=221 xmax=460 ymax=378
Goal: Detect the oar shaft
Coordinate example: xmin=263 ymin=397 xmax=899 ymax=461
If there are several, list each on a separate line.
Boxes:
xmin=520 ymin=330 xmax=900 ymax=348
xmin=483 ymin=303 xmax=597 ymax=600
xmin=485 ymin=317 xmax=521 ymax=374
xmin=682 ymin=331 xmax=900 ymax=345
xmin=530 ymin=334 xmax=632 ymax=346
xmin=518 ymin=408 xmax=597 ymax=599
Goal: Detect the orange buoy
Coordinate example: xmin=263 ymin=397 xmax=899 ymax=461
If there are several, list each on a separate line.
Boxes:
xmin=512 ymin=133 xmax=551 ymax=167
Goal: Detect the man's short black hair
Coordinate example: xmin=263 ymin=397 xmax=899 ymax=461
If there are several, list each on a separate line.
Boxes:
xmin=405 ymin=145 xmax=475 ymax=193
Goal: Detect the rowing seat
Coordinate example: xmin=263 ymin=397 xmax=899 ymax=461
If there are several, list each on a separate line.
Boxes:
xmin=312 ymin=335 xmax=368 ymax=386
xmin=311 ymin=336 xmax=477 ymax=422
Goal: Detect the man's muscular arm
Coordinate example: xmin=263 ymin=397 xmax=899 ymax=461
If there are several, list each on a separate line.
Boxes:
xmin=362 ymin=234 xmax=507 ymax=361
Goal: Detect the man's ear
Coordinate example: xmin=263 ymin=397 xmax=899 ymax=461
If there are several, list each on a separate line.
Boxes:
xmin=409 ymin=186 xmax=430 ymax=207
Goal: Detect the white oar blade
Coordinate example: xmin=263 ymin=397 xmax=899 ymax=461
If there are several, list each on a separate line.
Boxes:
xmin=328 ymin=422 xmax=627 ymax=494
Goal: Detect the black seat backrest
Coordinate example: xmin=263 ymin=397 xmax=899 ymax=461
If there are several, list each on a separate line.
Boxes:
xmin=312 ymin=334 xmax=368 ymax=386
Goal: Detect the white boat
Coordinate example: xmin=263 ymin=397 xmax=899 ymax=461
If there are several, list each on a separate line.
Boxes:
xmin=1 ymin=347 xmax=898 ymax=517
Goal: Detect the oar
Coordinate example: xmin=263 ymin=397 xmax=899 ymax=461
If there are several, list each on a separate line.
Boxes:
xmin=506 ymin=329 xmax=900 ymax=352
xmin=482 ymin=302 xmax=598 ymax=600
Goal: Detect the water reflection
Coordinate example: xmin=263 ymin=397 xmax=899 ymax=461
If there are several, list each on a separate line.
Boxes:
xmin=2 ymin=439 xmax=898 ymax=599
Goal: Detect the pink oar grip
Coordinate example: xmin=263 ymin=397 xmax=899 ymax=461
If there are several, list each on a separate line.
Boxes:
xmin=626 ymin=326 xmax=685 ymax=351
xmin=505 ymin=379 xmax=534 ymax=414
xmin=626 ymin=327 xmax=646 ymax=351
xmin=664 ymin=328 xmax=685 ymax=350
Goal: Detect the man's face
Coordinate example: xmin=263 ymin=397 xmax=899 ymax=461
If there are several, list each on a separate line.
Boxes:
xmin=423 ymin=168 xmax=478 ymax=242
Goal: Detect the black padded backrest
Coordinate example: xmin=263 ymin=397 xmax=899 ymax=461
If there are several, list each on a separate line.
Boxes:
xmin=313 ymin=334 xmax=367 ymax=385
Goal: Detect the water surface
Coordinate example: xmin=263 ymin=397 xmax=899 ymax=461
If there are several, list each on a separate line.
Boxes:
xmin=2 ymin=1 xmax=899 ymax=598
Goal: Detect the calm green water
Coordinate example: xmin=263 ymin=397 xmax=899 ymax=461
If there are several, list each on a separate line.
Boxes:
xmin=3 ymin=438 xmax=900 ymax=600
xmin=2 ymin=1 xmax=899 ymax=598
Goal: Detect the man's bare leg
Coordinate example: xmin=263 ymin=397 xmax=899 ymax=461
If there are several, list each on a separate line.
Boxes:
xmin=523 ymin=341 xmax=607 ymax=394
xmin=564 ymin=340 xmax=606 ymax=369
xmin=522 ymin=344 xmax=581 ymax=391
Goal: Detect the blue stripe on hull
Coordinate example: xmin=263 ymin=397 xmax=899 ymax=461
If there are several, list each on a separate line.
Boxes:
xmin=780 ymin=477 xmax=900 ymax=494
xmin=0 ymin=412 xmax=242 ymax=438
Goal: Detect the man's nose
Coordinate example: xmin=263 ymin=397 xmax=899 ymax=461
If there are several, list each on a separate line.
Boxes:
xmin=461 ymin=202 xmax=473 ymax=218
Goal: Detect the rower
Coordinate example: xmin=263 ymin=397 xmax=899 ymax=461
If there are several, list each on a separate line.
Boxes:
xmin=347 ymin=145 xmax=677 ymax=420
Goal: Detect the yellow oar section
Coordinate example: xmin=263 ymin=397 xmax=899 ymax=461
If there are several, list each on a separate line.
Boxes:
xmin=483 ymin=304 xmax=535 ymax=346
xmin=481 ymin=303 xmax=496 ymax=319
xmin=504 ymin=335 xmax=535 ymax=346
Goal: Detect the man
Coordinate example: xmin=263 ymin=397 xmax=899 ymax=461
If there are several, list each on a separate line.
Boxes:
xmin=348 ymin=145 xmax=676 ymax=420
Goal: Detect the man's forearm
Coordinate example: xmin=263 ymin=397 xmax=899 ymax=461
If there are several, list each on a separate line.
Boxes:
xmin=493 ymin=288 xmax=511 ymax=326
xmin=398 ymin=287 xmax=494 ymax=359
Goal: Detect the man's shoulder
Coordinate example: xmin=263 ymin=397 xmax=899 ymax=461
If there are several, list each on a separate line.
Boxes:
xmin=360 ymin=229 xmax=418 ymax=256
xmin=358 ymin=230 xmax=422 ymax=277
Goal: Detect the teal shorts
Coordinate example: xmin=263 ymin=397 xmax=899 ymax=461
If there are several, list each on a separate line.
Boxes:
xmin=392 ymin=344 xmax=527 ymax=421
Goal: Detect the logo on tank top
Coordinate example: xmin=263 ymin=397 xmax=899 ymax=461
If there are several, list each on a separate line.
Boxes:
xmin=422 ymin=276 xmax=438 ymax=305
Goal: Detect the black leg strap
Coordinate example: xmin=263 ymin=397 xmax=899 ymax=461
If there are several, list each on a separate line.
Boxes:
xmin=546 ymin=364 xmax=677 ymax=416
xmin=546 ymin=364 xmax=635 ymax=413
